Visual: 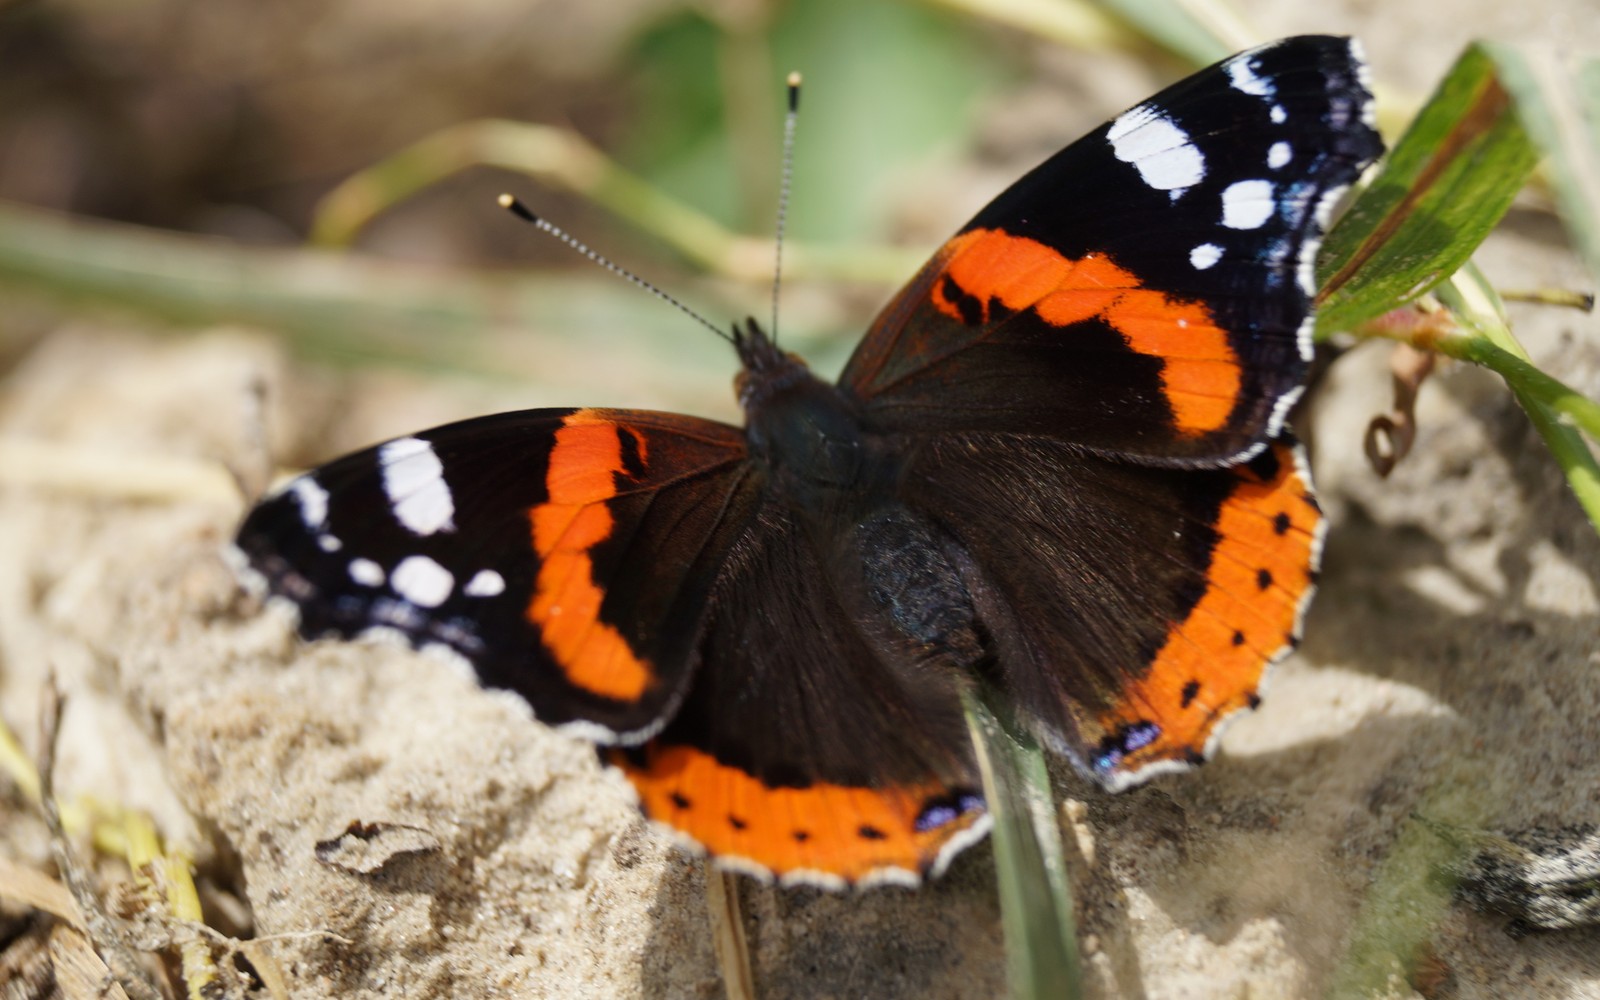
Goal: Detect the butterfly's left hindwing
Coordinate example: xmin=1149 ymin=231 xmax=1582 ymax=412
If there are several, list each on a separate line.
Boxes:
xmin=903 ymin=433 xmax=1321 ymax=789
xmin=612 ymin=501 xmax=989 ymax=888
xmin=235 ymin=408 xmax=756 ymax=742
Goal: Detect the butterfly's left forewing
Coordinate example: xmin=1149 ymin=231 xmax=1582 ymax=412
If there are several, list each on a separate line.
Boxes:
xmin=843 ymin=36 xmax=1381 ymax=467
xmin=235 ymin=408 xmax=757 ymax=742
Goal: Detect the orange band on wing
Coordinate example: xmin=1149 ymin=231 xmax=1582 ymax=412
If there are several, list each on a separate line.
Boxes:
xmin=611 ymin=744 xmax=986 ymax=886
xmin=530 ymin=411 xmax=653 ymax=701
xmin=930 ymin=228 xmax=1241 ymax=435
xmin=1100 ymin=442 xmax=1320 ymax=772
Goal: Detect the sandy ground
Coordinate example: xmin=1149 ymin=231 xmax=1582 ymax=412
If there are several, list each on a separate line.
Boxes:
xmin=4 ymin=6 xmax=1600 ymax=999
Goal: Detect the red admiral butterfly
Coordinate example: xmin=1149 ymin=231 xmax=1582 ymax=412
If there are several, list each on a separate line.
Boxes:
xmin=234 ymin=36 xmax=1382 ymax=889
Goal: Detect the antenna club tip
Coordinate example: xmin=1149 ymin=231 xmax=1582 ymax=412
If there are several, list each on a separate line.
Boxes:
xmin=499 ymin=194 xmax=538 ymax=223
xmin=786 ymin=71 xmax=802 ymax=111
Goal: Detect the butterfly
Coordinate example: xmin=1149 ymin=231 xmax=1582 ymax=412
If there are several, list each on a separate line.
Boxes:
xmin=233 ymin=36 xmax=1383 ymax=890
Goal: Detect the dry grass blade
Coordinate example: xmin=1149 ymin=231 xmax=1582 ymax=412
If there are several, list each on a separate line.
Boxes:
xmin=0 ymin=856 xmax=83 ymax=925
xmin=49 ymin=925 xmax=134 ymax=1000
xmin=706 ymin=870 xmax=756 ymax=1000
xmin=36 ymin=678 xmax=166 ymax=1000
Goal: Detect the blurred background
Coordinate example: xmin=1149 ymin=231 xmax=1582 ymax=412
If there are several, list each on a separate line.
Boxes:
xmin=0 ymin=0 xmax=1320 ymax=431
xmin=5 ymin=0 xmax=1585 ymax=418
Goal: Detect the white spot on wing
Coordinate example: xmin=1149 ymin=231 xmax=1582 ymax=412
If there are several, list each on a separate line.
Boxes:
xmin=290 ymin=477 xmax=329 ymax=530
xmin=1221 ymin=179 xmax=1276 ymax=230
xmin=1348 ymin=38 xmax=1378 ymax=127
xmin=1297 ymin=246 xmax=1317 ymax=297
xmin=318 ymin=534 xmax=342 ymax=552
xmin=1226 ymin=58 xmax=1274 ymax=97
xmin=464 ymin=569 xmax=506 ymax=597
xmin=1268 ymin=141 xmax=1292 ymax=169
xmin=1189 ymin=243 xmax=1222 ymax=270
xmin=1270 ymin=104 xmax=1287 ymax=124
xmin=380 ymin=437 xmax=455 ymax=536
xmin=349 ymin=558 xmax=385 ymax=587
xmin=1106 ymin=109 xmax=1205 ymax=197
xmin=390 ymin=555 xmax=454 ymax=608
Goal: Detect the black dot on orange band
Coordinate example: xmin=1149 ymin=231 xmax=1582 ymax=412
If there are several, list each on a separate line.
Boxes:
xmin=1231 ymin=630 xmax=1245 ymax=646
xmin=728 ymin=815 xmax=747 ymax=831
xmin=1247 ymin=692 xmax=1262 ymax=710
xmin=1180 ymin=680 xmax=1200 ymax=708
xmin=1273 ymin=511 xmax=1291 ymax=535
xmin=1286 ymin=633 xmax=1301 ymax=649
xmin=793 ymin=830 xmax=810 ymax=843
xmin=1257 ymin=568 xmax=1273 ymax=590
xmin=1184 ymin=748 xmax=1206 ymax=765
xmin=669 ymin=792 xmax=691 ymax=810
xmin=940 ymin=274 xmax=985 ymax=326
xmin=859 ymin=825 xmax=888 ymax=841
xmin=618 ymin=425 xmax=647 ymax=479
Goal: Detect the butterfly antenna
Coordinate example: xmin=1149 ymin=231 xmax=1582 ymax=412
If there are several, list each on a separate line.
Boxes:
xmin=498 ymin=194 xmax=734 ymax=345
xmin=769 ymin=71 xmax=801 ymax=347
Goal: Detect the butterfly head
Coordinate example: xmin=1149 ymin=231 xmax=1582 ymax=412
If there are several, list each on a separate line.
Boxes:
xmin=732 ymin=317 xmax=872 ymax=496
xmin=732 ymin=318 xmax=812 ymax=410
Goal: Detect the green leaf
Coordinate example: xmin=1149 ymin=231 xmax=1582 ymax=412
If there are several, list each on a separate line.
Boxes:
xmin=0 ymin=200 xmax=735 ymax=393
xmin=964 ymin=691 xmax=1082 ymax=1000
xmin=625 ymin=0 xmax=1011 ymax=242
xmin=1317 ymin=44 xmax=1541 ymax=335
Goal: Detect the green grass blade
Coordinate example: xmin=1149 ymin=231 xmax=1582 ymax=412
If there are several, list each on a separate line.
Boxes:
xmin=307 ymin=119 xmax=924 ymax=284
xmin=964 ymin=691 xmax=1081 ymax=1000
xmin=1317 ymin=44 xmax=1541 ymax=335
xmin=1430 ymin=335 xmax=1600 ymax=444
xmin=1089 ymin=0 xmax=1251 ymax=66
xmin=920 ymin=0 xmax=1134 ymax=55
xmin=1432 ymin=325 xmax=1600 ymax=442
xmin=0 ymin=199 xmax=734 ymax=381
xmin=1481 ymin=43 xmax=1600 ymax=282
xmin=1434 ymin=265 xmax=1600 ymax=532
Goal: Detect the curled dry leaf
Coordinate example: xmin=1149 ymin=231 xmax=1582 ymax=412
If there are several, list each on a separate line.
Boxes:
xmin=1365 ymin=336 xmax=1440 ymax=477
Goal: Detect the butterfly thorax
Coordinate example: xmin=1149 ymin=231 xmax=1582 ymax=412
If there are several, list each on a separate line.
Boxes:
xmin=731 ymin=319 xmax=985 ymax=668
